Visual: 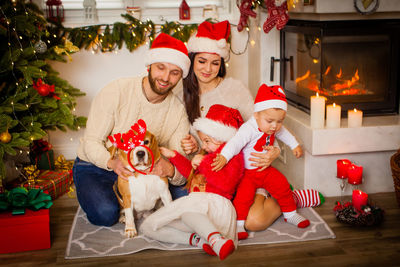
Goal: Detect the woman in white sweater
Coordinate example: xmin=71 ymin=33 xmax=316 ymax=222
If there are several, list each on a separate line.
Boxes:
xmin=174 ymin=20 xmax=295 ymax=231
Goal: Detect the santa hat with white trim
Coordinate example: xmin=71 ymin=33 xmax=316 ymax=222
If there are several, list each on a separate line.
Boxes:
xmin=254 ymin=84 xmax=287 ymax=112
xmin=193 ymin=104 xmax=244 ymax=142
xmin=145 ymin=33 xmax=191 ymax=78
xmin=187 ymin=20 xmax=230 ymax=60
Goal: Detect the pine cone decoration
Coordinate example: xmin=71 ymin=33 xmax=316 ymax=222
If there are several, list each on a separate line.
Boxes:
xmin=334 ymin=201 xmax=384 ymax=226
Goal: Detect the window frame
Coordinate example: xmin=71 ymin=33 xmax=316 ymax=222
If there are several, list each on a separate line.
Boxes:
xmin=37 ymin=0 xmax=236 ymax=26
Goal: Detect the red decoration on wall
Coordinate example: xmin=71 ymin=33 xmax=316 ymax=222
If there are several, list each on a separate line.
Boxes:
xmin=179 ymin=0 xmax=190 ymax=20
xmin=263 ymin=0 xmax=289 ymax=34
xmin=46 ymin=0 xmax=64 ymax=22
xmin=237 ymin=0 xmax=257 ymax=32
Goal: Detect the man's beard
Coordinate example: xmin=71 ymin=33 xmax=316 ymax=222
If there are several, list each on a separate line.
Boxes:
xmin=148 ymin=69 xmax=177 ymax=96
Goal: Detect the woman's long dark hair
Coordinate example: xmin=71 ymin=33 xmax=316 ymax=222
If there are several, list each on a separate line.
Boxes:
xmin=183 ymin=52 xmax=227 ymax=124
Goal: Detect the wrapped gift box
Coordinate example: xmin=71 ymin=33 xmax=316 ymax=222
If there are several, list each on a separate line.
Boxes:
xmin=34 ymin=150 xmax=55 ymax=170
xmin=21 ymin=170 xmax=73 ymax=200
xmin=0 ymin=209 xmax=50 ymax=253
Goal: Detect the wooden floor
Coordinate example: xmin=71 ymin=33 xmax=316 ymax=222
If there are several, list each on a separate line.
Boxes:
xmin=0 ymin=192 xmax=399 ymax=267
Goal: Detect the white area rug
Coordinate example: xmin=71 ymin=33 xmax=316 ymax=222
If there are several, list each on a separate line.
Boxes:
xmin=65 ymin=207 xmax=335 ymax=259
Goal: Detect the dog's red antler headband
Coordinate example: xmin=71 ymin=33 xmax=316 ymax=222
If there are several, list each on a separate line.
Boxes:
xmin=108 ymin=119 xmax=154 ymax=175
xmin=108 ymin=119 xmax=147 ymax=151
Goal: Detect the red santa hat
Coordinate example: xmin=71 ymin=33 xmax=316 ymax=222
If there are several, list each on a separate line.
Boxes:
xmin=193 ymin=104 xmax=244 ymax=142
xmin=254 ymin=84 xmax=287 ymax=112
xmin=187 ymin=20 xmax=230 ymax=60
xmin=145 ymin=33 xmax=191 ymax=77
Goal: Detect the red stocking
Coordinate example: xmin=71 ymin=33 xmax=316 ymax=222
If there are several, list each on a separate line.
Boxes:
xmin=263 ymin=0 xmax=289 ymax=34
xmin=237 ymin=0 xmax=257 ymax=32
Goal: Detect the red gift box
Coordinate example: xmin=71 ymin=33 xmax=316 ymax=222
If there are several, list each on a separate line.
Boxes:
xmin=21 ymin=170 xmax=73 ymax=200
xmin=0 ymin=209 xmax=50 ymax=253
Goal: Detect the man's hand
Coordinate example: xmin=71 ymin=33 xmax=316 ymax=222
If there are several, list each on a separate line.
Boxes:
xmin=181 ymin=134 xmax=198 ymax=155
xmin=107 ymin=158 xmax=134 ymax=180
xmin=211 ymin=154 xmax=227 ymax=172
xmin=191 ymin=154 xmax=204 ymax=170
xmin=292 ymin=145 xmax=303 ymax=158
xmin=249 ymin=146 xmax=280 ymax=172
xmin=148 ymin=157 xmax=175 ymax=178
xmin=160 ymin=147 xmax=176 ymax=159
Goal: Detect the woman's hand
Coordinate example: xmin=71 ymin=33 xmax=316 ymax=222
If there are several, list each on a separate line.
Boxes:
xmin=159 ymin=147 xmax=176 ymax=159
xmin=107 ymin=158 xmax=134 ymax=180
xmin=181 ymin=134 xmax=198 ymax=155
xmin=249 ymin=146 xmax=280 ymax=171
xmin=211 ymin=154 xmax=227 ymax=172
xmin=191 ymin=154 xmax=204 ymax=170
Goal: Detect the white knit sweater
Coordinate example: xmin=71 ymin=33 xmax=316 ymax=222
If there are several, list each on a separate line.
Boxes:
xmin=77 ymin=76 xmax=190 ymax=183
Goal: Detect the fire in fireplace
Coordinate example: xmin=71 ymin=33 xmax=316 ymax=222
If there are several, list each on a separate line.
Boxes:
xmin=278 ymin=19 xmax=400 ymax=116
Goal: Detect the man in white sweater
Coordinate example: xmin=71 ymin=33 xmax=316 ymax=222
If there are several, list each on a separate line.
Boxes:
xmin=73 ymin=33 xmax=191 ymax=226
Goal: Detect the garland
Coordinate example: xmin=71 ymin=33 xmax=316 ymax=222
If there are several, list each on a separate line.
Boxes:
xmin=59 ymin=15 xmax=249 ymax=55
xmin=63 ymin=14 xmax=199 ymax=53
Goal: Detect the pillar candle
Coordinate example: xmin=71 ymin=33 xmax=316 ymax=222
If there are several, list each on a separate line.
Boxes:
xmin=348 ymin=108 xmax=363 ymax=128
xmin=347 ymin=164 xmax=363 ymax=185
xmin=337 ymin=159 xmax=351 ymax=178
xmin=352 ymin=189 xmax=368 ymax=211
xmin=326 ymin=103 xmax=341 ymax=128
xmin=310 ymin=93 xmax=326 ymax=128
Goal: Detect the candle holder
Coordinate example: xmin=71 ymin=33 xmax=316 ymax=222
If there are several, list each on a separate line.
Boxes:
xmin=337 ymin=159 xmax=351 ymax=199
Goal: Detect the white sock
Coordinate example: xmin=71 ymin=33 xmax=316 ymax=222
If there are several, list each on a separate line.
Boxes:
xmin=208 ymin=232 xmax=235 ymax=260
xmin=189 ymin=233 xmax=216 ymax=256
xmin=283 ymin=211 xmax=310 ymax=228
xmin=255 ymin=188 xmax=270 ymax=198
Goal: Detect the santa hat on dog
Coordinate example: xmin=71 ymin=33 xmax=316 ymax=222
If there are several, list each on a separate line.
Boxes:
xmin=254 ymin=84 xmax=287 ymax=112
xmin=145 ymin=33 xmax=191 ymax=77
xmin=187 ymin=20 xmax=230 ymax=60
xmin=193 ymin=104 xmax=244 ymax=142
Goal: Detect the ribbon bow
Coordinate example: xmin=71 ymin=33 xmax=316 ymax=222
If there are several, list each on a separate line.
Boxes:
xmin=54 ymin=40 xmax=80 ymax=61
xmin=0 ymin=188 xmax=53 ymax=215
xmin=55 ymin=155 xmax=74 ymax=171
xmin=108 ymin=119 xmax=154 ymax=175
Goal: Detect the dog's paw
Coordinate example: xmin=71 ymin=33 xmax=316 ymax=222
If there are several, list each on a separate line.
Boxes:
xmin=119 ymin=214 xmax=126 ymax=224
xmin=125 ymin=227 xmax=138 ymax=238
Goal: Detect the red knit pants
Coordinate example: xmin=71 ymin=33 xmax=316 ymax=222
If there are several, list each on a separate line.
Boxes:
xmin=233 ymin=166 xmax=296 ymax=220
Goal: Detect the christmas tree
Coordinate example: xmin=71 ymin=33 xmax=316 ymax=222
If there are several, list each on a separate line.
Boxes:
xmin=0 ymin=0 xmax=86 ymax=185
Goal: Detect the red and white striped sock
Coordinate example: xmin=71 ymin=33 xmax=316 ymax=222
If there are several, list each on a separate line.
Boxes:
xmin=292 ymin=189 xmax=325 ymax=208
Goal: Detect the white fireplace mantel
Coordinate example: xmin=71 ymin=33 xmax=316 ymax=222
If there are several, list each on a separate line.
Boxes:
xmin=273 ymin=106 xmax=400 ymax=197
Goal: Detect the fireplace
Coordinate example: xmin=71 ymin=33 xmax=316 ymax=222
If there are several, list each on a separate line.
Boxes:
xmin=278 ymin=19 xmax=400 ymax=116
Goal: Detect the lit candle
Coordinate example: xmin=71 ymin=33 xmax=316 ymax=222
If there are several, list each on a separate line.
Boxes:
xmin=348 ymin=108 xmax=363 ymax=128
xmin=337 ymin=159 xmax=351 ymax=179
xmin=352 ymin=189 xmax=368 ymax=211
xmin=310 ymin=93 xmax=326 ymax=128
xmin=347 ymin=164 xmax=363 ymax=185
xmin=326 ymin=103 xmax=341 ymax=128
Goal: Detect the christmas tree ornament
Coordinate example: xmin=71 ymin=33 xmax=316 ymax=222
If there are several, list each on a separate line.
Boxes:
xmin=33 ymin=79 xmax=60 ymax=100
xmin=54 ymin=40 xmax=79 ymax=61
xmin=237 ymin=0 xmax=257 ymax=32
xmin=263 ymin=0 xmax=289 ymax=34
xmin=179 ymin=0 xmax=190 ymax=20
xmin=0 ymin=130 xmax=12 ymax=144
xmin=34 ymin=39 xmax=48 ymax=54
